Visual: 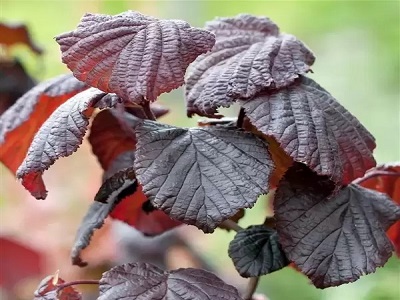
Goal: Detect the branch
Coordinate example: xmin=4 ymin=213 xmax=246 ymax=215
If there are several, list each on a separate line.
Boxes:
xmin=353 ymin=170 xmax=400 ymax=185
xmin=219 ymin=219 xmax=244 ymax=232
xmin=237 ymin=107 xmax=246 ymax=128
xmin=142 ymin=100 xmax=156 ymax=121
xmin=242 ymin=277 xmax=260 ymax=300
xmin=57 ymin=280 xmax=99 ymax=291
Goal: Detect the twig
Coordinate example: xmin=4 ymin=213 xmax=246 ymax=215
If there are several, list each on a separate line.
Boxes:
xmin=242 ymin=277 xmax=260 ymax=300
xmin=353 ymin=170 xmax=400 ymax=185
xmin=57 ymin=280 xmax=99 ymax=291
xmin=219 ymin=219 xmax=243 ymax=232
xmin=142 ymin=100 xmax=156 ymax=121
xmin=237 ymin=107 xmax=246 ymax=128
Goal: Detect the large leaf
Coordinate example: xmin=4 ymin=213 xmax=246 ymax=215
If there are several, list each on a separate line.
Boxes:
xmin=274 ymin=163 xmax=400 ymax=288
xmin=16 ymin=88 xmax=121 ymax=199
xmin=56 ymin=11 xmax=215 ymax=103
xmin=98 ymin=262 xmax=242 ymax=300
xmin=0 ymin=74 xmax=86 ymax=174
xmin=240 ymin=76 xmax=376 ymax=184
xmin=134 ymin=120 xmax=273 ymax=232
xmin=228 ymin=225 xmax=289 ymax=277
xmin=357 ymin=163 xmax=400 ymax=256
xmin=185 ymin=14 xmax=315 ymax=117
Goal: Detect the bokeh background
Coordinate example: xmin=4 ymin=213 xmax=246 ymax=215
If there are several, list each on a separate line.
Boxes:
xmin=1 ymin=0 xmax=399 ymax=299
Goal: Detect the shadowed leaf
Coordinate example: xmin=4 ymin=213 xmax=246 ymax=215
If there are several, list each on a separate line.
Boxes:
xmin=71 ymin=166 xmax=138 ymax=267
xmin=0 ymin=74 xmax=86 ymax=175
xmin=56 ymin=11 xmax=215 ymax=102
xmin=16 ymin=88 xmax=121 ymax=199
xmin=357 ymin=163 xmax=400 ymax=256
xmin=274 ymin=163 xmax=400 ymax=288
xmin=228 ymin=225 xmax=289 ymax=277
xmin=185 ymin=14 xmax=314 ymax=117
xmin=134 ymin=120 xmax=273 ymax=232
xmin=98 ymin=262 xmax=242 ymax=300
xmin=34 ymin=275 xmax=81 ymax=300
xmin=240 ymin=76 xmax=376 ymax=184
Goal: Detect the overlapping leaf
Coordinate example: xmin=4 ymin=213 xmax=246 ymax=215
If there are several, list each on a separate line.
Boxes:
xmin=98 ymin=262 xmax=242 ymax=300
xmin=240 ymin=76 xmax=376 ymax=184
xmin=228 ymin=225 xmax=289 ymax=277
xmin=185 ymin=14 xmax=315 ymax=117
xmin=0 ymin=74 xmax=86 ymax=174
xmin=134 ymin=120 xmax=273 ymax=232
xmin=357 ymin=163 xmax=400 ymax=256
xmin=274 ymin=163 xmax=400 ymax=288
xmin=56 ymin=11 xmax=215 ymax=103
xmin=16 ymin=88 xmax=121 ymax=199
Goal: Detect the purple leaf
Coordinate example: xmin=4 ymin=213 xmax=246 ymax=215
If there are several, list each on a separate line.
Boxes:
xmin=16 ymin=88 xmax=121 ymax=199
xmin=185 ymin=14 xmax=315 ymax=117
xmin=274 ymin=163 xmax=400 ymax=288
xmin=240 ymin=76 xmax=376 ymax=184
xmin=56 ymin=11 xmax=215 ymax=103
xmin=98 ymin=262 xmax=242 ymax=300
xmin=134 ymin=120 xmax=273 ymax=232
xmin=228 ymin=225 xmax=289 ymax=277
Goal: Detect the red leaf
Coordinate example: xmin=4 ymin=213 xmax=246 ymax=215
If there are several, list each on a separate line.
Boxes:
xmin=357 ymin=163 xmax=400 ymax=255
xmin=34 ymin=274 xmax=81 ymax=300
xmin=56 ymin=11 xmax=215 ymax=102
xmin=0 ymin=22 xmax=43 ymax=55
xmin=16 ymin=88 xmax=121 ymax=199
xmin=0 ymin=74 xmax=86 ymax=175
xmin=0 ymin=236 xmax=43 ymax=290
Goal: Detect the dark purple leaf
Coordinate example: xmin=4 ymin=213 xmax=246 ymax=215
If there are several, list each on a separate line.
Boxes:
xmin=134 ymin=120 xmax=273 ymax=232
xmin=185 ymin=14 xmax=315 ymax=117
xmin=228 ymin=225 xmax=289 ymax=277
xmin=71 ymin=166 xmax=137 ymax=267
xmin=56 ymin=11 xmax=215 ymax=103
xmin=240 ymin=76 xmax=376 ymax=184
xmin=0 ymin=74 xmax=86 ymax=175
xmin=98 ymin=262 xmax=242 ymax=300
xmin=274 ymin=163 xmax=400 ymax=288
xmin=16 ymin=88 xmax=121 ymax=199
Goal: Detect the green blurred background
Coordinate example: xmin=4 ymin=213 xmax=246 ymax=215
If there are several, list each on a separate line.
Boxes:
xmin=1 ymin=0 xmax=399 ymax=299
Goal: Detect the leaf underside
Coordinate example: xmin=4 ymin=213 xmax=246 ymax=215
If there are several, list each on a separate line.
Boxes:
xmin=240 ymin=76 xmax=376 ymax=184
xmin=0 ymin=74 xmax=86 ymax=174
xmin=274 ymin=163 xmax=400 ymax=288
xmin=228 ymin=225 xmax=289 ymax=277
xmin=185 ymin=14 xmax=315 ymax=117
xmin=16 ymin=88 xmax=121 ymax=199
xmin=134 ymin=120 xmax=273 ymax=232
xmin=56 ymin=11 xmax=215 ymax=103
xmin=98 ymin=263 xmax=242 ymax=300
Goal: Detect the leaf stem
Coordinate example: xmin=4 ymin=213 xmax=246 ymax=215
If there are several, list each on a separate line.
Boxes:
xmin=142 ymin=101 xmax=157 ymax=121
xmin=57 ymin=280 xmax=100 ymax=291
xmin=242 ymin=277 xmax=260 ymax=300
xmin=353 ymin=170 xmax=400 ymax=185
xmin=237 ymin=107 xmax=246 ymax=128
xmin=220 ymin=219 xmax=243 ymax=232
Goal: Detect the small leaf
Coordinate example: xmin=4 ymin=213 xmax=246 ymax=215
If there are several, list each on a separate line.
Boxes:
xmin=240 ymin=76 xmax=376 ymax=184
xmin=0 ymin=74 xmax=86 ymax=175
xmin=56 ymin=11 xmax=215 ymax=102
xmin=16 ymin=88 xmax=121 ymax=199
xmin=0 ymin=22 xmax=43 ymax=55
xmin=274 ymin=163 xmax=400 ymax=288
xmin=357 ymin=163 xmax=400 ymax=256
xmin=71 ymin=165 xmax=138 ymax=267
xmin=228 ymin=225 xmax=289 ymax=277
xmin=98 ymin=262 xmax=242 ymax=300
xmin=185 ymin=14 xmax=314 ymax=117
xmin=134 ymin=120 xmax=273 ymax=232
xmin=34 ymin=275 xmax=81 ymax=300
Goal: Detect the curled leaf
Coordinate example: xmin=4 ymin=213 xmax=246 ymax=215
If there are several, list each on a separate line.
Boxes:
xmin=185 ymin=14 xmax=315 ymax=117
xmin=16 ymin=88 xmax=121 ymax=199
xmin=228 ymin=225 xmax=289 ymax=277
xmin=0 ymin=74 xmax=86 ymax=175
xmin=274 ymin=163 xmax=400 ymax=288
xmin=56 ymin=11 xmax=215 ymax=102
xmin=34 ymin=274 xmax=81 ymax=300
xmin=240 ymin=76 xmax=376 ymax=184
xmin=98 ymin=262 xmax=242 ymax=300
xmin=134 ymin=120 xmax=273 ymax=232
